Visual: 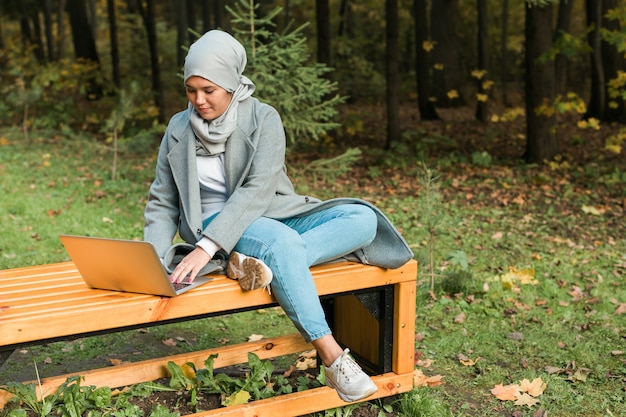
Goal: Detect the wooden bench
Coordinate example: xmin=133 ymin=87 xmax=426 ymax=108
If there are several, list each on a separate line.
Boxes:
xmin=0 ymin=259 xmax=417 ymax=416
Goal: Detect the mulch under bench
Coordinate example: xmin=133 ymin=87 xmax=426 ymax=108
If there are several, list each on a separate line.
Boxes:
xmin=0 ymin=259 xmax=418 ymax=416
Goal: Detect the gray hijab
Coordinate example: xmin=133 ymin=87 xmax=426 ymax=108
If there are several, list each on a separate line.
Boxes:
xmin=184 ymin=30 xmax=255 ymax=155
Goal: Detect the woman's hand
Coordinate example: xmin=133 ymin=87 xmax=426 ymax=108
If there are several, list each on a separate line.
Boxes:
xmin=170 ymin=247 xmax=212 ymax=284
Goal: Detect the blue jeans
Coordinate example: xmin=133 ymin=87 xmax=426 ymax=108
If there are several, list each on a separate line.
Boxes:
xmin=208 ymin=204 xmax=377 ymax=342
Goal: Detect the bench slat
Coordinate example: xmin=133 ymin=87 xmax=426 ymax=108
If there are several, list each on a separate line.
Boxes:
xmin=1 ymin=261 xmax=417 ymax=348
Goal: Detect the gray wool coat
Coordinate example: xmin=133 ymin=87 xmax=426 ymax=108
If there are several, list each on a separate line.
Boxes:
xmin=144 ymin=97 xmax=413 ymax=269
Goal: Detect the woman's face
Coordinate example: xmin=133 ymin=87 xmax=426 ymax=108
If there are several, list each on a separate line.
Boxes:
xmin=185 ymin=76 xmax=232 ymax=120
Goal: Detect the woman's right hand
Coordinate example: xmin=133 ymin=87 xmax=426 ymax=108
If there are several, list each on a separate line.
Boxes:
xmin=170 ymin=247 xmax=212 ymax=284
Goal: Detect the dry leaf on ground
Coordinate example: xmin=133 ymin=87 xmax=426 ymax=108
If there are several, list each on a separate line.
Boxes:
xmin=519 ymin=378 xmax=547 ymax=397
xmin=491 ymin=383 xmax=520 ymax=401
xmin=413 ymin=369 xmax=444 ymax=387
xmin=515 ymin=392 xmax=540 ymax=407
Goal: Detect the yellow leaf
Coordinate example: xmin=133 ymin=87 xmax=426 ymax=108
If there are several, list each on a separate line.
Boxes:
xmin=247 ymin=333 xmax=264 ymax=342
xmin=581 ymin=205 xmax=602 ymax=216
xmin=413 ymin=369 xmax=444 ymax=387
xmin=222 ymin=390 xmax=251 ymax=407
xmin=447 ymin=89 xmax=459 ymax=99
xmin=422 ymin=40 xmax=435 ymax=52
xmin=491 ymin=383 xmax=520 ymax=401
xmin=514 ymin=392 xmax=540 ymax=407
xmin=295 ymin=357 xmax=317 ymax=370
xmin=181 ymin=362 xmax=197 ymax=380
xmin=519 ymin=377 xmax=547 ymax=397
xmin=434 ymin=63 xmax=444 ymax=70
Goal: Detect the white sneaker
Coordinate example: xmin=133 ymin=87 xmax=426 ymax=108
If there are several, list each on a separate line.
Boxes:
xmin=226 ymin=252 xmax=273 ymax=292
xmin=323 ymin=348 xmax=378 ymax=402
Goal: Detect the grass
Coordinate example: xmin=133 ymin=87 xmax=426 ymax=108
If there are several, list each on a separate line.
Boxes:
xmin=1 ymin=125 xmax=625 ymax=416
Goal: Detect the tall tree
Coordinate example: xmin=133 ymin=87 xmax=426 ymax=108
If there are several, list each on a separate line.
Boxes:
xmin=585 ymin=0 xmax=605 ymax=120
xmin=430 ymin=0 xmax=464 ymax=106
xmin=201 ymin=0 xmax=212 ymax=32
xmin=56 ymin=0 xmax=67 ymax=59
xmin=107 ymin=0 xmax=120 ymax=88
xmin=66 ymin=0 xmax=102 ymax=97
xmin=412 ymin=0 xmax=439 ymax=120
xmin=177 ymin=0 xmax=188 ymax=68
xmin=316 ymin=0 xmax=331 ymax=66
xmin=43 ymin=0 xmax=55 ymax=60
xmin=525 ymin=2 xmax=558 ymax=163
xmin=500 ymin=0 xmax=509 ymax=106
xmin=601 ymin=0 xmax=626 ymax=123
xmin=475 ymin=0 xmax=488 ymax=122
xmin=554 ymin=0 xmax=574 ymax=95
xmin=137 ymin=0 xmax=164 ymax=122
xmin=338 ymin=0 xmax=353 ymax=37
xmin=186 ymin=0 xmax=196 ymax=44
xmin=385 ymin=0 xmax=400 ymax=150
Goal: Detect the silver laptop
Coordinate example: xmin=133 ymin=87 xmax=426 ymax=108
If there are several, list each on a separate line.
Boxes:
xmin=60 ymin=235 xmax=212 ymax=297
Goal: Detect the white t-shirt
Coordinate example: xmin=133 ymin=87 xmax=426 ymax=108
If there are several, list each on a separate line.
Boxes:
xmin=196 ymin=153 xmax=227 ymax=257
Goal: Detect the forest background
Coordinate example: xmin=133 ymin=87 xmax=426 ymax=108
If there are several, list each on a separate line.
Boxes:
xmin=1 ymin=0 xmax=626 ymax=416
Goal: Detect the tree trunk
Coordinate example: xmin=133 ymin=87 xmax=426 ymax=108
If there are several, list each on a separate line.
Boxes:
xmin=475 ymin=0 xmax=488 ymax=122
xmin=430 ymin=0 xmax=464 ymax=107
xmin=201 ymin=0 xmax=211 ymax=32
xmin=385 ymin=0 xmax=400 ymax=150
xmin=31 ymin=8 xmax=45 ymax=63
xmin=338 ymin=0 xmax=353 ymax=38
xmin=66 ymin=0 xmax=100 ymax=64
xmin=601 ymin=0 xmax=626 ymax=123
xmin=501 ymin=0 xmax=509 ymax=106
xmin=66 ymin=0 xmax=102 ymax=98
xmin=44 ymin=0 xmax=55 ymax=60
xmin=186 ymin=0 xmax=195 ymax=44
xmin=107 ymin=0 xmax=120 ymax=88
xmin=213 ymin=0 xmax=224 ymax=30
xmin=525 ymin=3 xmax=558 ymax=163
xmin=585 ymin=0 xmax=604 ymax=120
xmin=138 ymin=0 xmax=165 ymax=122
xmin=56 ymin=0 xmax=67 ymax=59
xmin=177 ymin=0 xmax=188 ymax=68
xmin=412 ymin=0 xmax=439 ymax=120
xmin=554 ymin=0 xmax=573 ymax=95
xmin=316 ymin=0 xmax=331 ymax=66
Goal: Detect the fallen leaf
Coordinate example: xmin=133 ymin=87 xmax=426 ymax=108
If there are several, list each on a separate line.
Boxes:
xmin=492 ymin=231 xmax=503 ymax=239
xmin=568 ymin=367 xmax=591 ymax=382
xmin=295 ymin=357 xmax=316 ymax=370
xmin=491 ymin=383 xmax=520 ymax=401
xmin=457 ymin=354 xmax=479 ymax=366
xmin=415 ymin=358 xmax=434 ymax=368
xmin=519 ymin=377 xmax=547 ymax=397
xmin=614 ymin=304 xmax=626 ymax=315
xmin=454 ymin=312 xmax=466 ymax=323
xmin=162 ymin=338 xmax=177 ymax=346
xmin=107 ymin=358 xmax=124 ymax=366
xmin=247 ymin=333 xmax=264 ymax=342
xmin=413 ymin=369 xmax=444 ymax=387
xmin=514 ymin=392 xmax=540 ymax=407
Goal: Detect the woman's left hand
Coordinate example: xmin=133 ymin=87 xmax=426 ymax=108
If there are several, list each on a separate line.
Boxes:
xmin=170 ymin=247 xmax=212 ymax=284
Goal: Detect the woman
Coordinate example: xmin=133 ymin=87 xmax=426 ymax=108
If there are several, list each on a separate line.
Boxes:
xmin=144 ymin=30 xmax=413 ymax=402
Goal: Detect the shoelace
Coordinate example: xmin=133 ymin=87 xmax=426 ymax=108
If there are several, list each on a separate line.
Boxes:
xmin=335 ymin=352 xmax=361 ymax=381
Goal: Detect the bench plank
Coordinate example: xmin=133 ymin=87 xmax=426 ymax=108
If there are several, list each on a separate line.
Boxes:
xmin=1 ymin=261 xmax=417 ymax=349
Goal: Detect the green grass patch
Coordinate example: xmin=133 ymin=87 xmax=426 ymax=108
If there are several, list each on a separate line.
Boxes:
xmin=1 ymin=127 xmax=625 ymax=416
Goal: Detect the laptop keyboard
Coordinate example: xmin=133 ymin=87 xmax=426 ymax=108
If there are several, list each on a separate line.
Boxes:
xmin=173 ymin=282 xmax=192 ymax=291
